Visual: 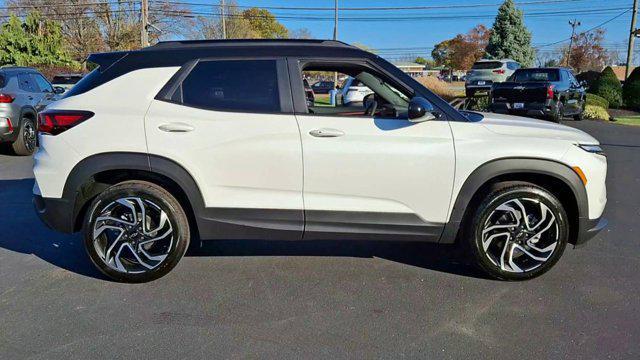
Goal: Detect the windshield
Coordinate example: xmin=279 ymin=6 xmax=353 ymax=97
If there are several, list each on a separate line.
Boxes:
xmin=510 ymin=69 xmax=559 ymax=82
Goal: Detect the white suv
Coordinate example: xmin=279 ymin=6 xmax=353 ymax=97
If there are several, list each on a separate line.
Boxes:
xmin=33 ymin=40 xmax=607 ymax=283
xmin=465 ymin=59 xmax=520 ymax=97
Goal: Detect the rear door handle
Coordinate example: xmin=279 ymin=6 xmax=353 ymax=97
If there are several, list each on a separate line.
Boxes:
xmin=309 ymin=128 xmax=344 ymax=138
xmin=158 ymin=122 xmax=194 ymax=133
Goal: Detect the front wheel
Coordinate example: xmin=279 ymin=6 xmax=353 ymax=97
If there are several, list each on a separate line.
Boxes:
xmin=465 ymin=183 xmax=568 ymax=280
xmin=83 ymin=181 xmax=190 ymax=282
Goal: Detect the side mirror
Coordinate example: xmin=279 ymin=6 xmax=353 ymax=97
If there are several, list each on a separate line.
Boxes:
xmin=408 ymin=97 xmax=437 ymax=122
xmin=53 ymin=86 xmax=65 ymax=94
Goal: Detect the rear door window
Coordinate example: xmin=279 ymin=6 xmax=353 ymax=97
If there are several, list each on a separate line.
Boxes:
xmin=176 ymin=60 xmax=281 ymax=113
xmin=18 ymin=73 xmax=37 ymax=92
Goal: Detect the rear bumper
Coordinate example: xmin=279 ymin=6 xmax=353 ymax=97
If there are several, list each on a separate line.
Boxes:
xmin=33 ymin=194 xmax=76 ymax=233
xmin=490 ymin=101 xmax=557 ymax=117
xmin=575 ymin=217 xmax=608 ymax=247
xmin=0 ymin=117 xmax=17 ymax=142
xmin=465 ymin=85 xmax=492 ymax=94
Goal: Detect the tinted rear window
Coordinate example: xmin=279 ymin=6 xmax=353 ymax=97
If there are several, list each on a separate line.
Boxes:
xmin=0 ymin=74 xmax=5 ymax=88
xmin=511 ymin=69 xmax=560 ymax=82
xmin=52 ymin=75 xmax=83 ymax=84
xmin=472 ymin=61 xmax=503 ymax=70
xmin=179 ymin=60 xmax=280 ymax=112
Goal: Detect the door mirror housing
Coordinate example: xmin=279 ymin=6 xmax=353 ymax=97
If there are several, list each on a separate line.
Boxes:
xmin=408 ymin=97 xmax=438 ymax=122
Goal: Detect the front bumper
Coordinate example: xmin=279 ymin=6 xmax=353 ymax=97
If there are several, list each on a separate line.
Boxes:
xmin=33 ymin=194 xmax=76 ymax=233
xmin=575 ymin=217 xmax=608 ymax=247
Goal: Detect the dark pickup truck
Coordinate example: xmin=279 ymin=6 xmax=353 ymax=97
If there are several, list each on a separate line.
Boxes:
xmin=489 ymin=67 xmax=586 ymax=122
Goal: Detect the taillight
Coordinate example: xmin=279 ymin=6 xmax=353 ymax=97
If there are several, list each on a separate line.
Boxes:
xmin=38 ymin=110 xmax=94 ymax=135
xmin=492 ymin=69 xmax=506 ymax=74
xmin=0 ymin=93 xmax=14 ymax=103
xmin=547 ymin=85 xmax=555 ymax=100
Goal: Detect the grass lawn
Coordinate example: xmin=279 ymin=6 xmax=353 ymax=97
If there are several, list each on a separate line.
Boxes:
xmin=613 ymin=116 xmax=640 ymax=126
xmin=314 ymin=94 xmax=331 ymax=106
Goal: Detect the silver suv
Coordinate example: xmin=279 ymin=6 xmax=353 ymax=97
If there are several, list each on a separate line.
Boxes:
xmin=465 ymin=59 xmax=520 ymax=97
xmin=0 ymin=67 xmax=63 ymax=155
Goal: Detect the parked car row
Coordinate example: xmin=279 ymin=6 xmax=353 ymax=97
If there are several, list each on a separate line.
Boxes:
xmin=0 ymin=68 xmax=83 ymax=155
xmin=490 ymin=67 xmax=586 ymax=123
xmin=463 ymin=58 xmax=587 ymax=123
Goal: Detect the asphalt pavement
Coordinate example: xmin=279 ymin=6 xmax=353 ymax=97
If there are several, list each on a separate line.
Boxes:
xmin=0 ymin=120 xmax=639 ymax=359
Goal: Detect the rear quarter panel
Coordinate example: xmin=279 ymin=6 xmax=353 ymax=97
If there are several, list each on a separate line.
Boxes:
xmin=34 ymin=67 xmax=180 ymax=198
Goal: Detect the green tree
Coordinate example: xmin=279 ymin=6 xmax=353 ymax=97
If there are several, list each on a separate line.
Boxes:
xmin=432 ymin=39 xmax=453 ymax=67
xmin=485 ymin=0 xmax=535 ymax=66
xmin=592 ymin=66 xmax=623 ymax=109
xmin=242 ymin=8 xmax=288 ymax=39
xmin=0 ymin=12 xmax=78 ymax=67
xmin=623 ymin=66 xmax=640 ymax=110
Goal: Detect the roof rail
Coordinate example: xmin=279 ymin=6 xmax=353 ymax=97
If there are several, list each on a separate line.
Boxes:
xmin=0 ymin=65 xmax=35 ymax=70
xmin=146 ymin=39 xmax=355 ymax=50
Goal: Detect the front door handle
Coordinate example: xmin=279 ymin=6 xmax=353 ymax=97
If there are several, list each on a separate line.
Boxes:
xmin=158 ymin=122 xmax=194 ymax=133
xmin=309 ymin=128 xmax=344 ymax=138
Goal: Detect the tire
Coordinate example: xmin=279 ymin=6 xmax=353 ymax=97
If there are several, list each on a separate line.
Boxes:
xmin=83 ymin=181 xmax=190 ymax=283
xmin=574 ymin=105 xmax=585 ymax=121
xmin=464 ymin=182 xmax=568 ymax=281
xmin=11 ymin=117 xmax=37 ymax=156
xmin=465 ymin=88 xmax=476 ymax=98
xmin=549 ymin=102 xmax=563 ymax=123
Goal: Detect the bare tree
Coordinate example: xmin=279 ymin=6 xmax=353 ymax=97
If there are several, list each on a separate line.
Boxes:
xmin=6 ymin=0 xmax=193 ymax=60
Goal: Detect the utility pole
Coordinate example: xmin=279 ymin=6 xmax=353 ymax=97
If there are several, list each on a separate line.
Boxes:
xmin=625 ymin=0 xmax=638 ymax=80
xmin=221 ymin=0 xmax=227 ymax=39
xmin=333 ymin=0 xmax=338 ymax=90
xmin=141 ymin=0 xmax=149 ymax=47
xmin=566 ymin=19 xmax=580 ymax=67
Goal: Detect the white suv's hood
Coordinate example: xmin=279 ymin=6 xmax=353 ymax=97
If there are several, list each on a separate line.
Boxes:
xmin=477 ymin=112 xmax=598 ymax=144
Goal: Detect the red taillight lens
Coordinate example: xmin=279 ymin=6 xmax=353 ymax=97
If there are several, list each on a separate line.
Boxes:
xmin=38 ymin=110 xmax=94 ymax=135
xmin=0 ymin=93 xmax=15 ymax=103
xmin=492 ymin=69 xmax=506 ymax=74
xmin=547 ymin=85 xmax=555 ymax=99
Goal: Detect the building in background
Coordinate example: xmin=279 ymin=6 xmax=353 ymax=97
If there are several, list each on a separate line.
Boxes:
xmin=391 ymin=62 xmax=425 ymax=77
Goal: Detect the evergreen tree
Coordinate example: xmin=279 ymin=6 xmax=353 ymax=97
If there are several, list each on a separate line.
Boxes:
xmin=0 ymin=12 xmax=78 ymax=67
xmin=592 ymin=66 xmax=623 ymax=109
xmin=485 ymin=0 xmax=535 ymax=66
xmin=623 ymin=67 xmax=640 ymax=110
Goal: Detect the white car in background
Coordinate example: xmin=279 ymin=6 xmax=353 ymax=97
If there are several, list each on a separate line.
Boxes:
xmin=465 ymin=59 xmax=520 ymax=97
xmin=340 ymin=76 xmax=374 ymax=105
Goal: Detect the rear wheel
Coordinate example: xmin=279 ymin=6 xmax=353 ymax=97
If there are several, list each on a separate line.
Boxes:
xmin=11 ymin=117 xmax=37 ymax=156
xmin=465 ymin=183 xmax=568 ymax=280
xmin=83 ymin=181 xmax=190 ymax=282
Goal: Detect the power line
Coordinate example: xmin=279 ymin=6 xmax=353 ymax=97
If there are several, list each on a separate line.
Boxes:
xmin=534 ymin=8 xmax=632 ymax=48
xmin=151 ymin=0 xmax=589 ymax=11
xmin=149 ymin=6 xmax=630 ymax=22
